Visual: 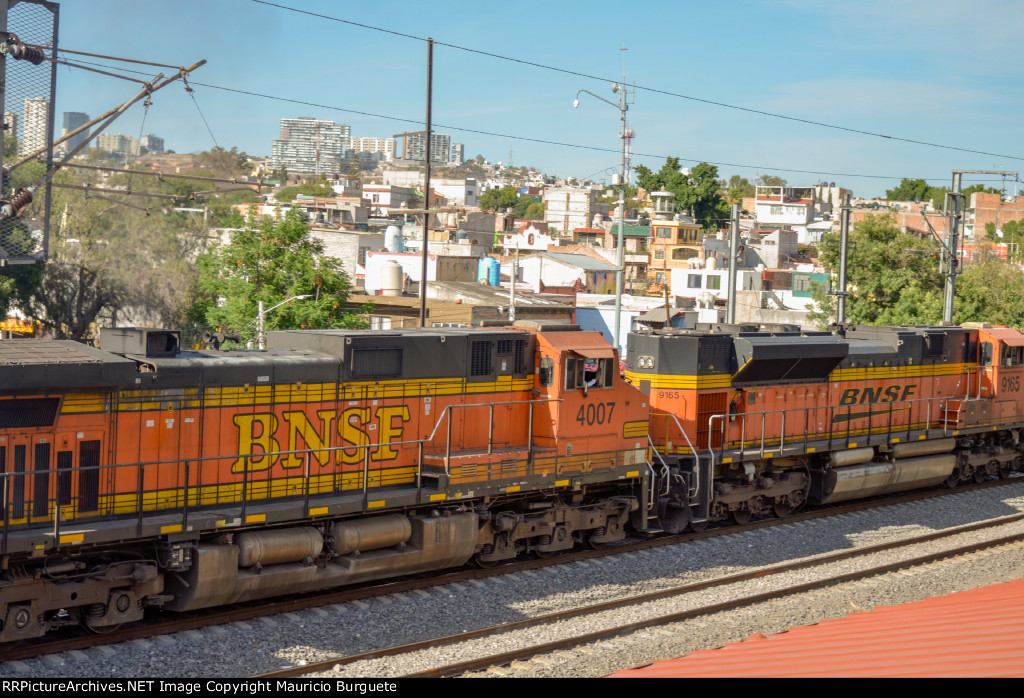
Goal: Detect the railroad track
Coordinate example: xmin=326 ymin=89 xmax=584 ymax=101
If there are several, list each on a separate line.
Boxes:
xmin=253 ymin=511 xmax=1024 ymax=678
xmin=3 ymin=477 xmax=1019 ymax=666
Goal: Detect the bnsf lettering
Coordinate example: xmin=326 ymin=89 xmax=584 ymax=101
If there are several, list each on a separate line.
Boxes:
xmin=839 ymin=384 xmax=917 ymax=406
xmin=232 ymin=406 xmax=411 ymax=472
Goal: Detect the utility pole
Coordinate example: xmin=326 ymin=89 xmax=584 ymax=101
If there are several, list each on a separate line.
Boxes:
xmin=835 ymin=194 xmax=851 ymax=326
xmin=573 ymin=63 xmax=632 ymax=352
xmin=418 ymin=38 xmax=433 ymax=328
xmin=726 ymin=204 xmax=739 ymax=324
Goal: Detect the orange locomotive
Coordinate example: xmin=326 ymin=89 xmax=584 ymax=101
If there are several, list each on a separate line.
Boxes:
xmin=5 ymin=320 xmax=1022 ymax=642
xmin=0 ymin=323 xmax=649 ymax=642
xmin=627 ymin=322 xmax=1024 ymax=532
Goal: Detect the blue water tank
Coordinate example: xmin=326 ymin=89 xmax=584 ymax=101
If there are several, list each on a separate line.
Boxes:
xmin=478 ymin=257 xmax=500 ymax=285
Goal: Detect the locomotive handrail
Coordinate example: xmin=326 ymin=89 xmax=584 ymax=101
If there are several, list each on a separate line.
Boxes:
xmin=421 ymin=398 xmax=560 ymax=476
xmin=706 ymin=392 xmax=969 ymax=461
xmin=650 ymin=411 xmax=707 ymax=506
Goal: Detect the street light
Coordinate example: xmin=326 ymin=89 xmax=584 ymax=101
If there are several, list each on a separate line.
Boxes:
xmin=256 ymin=294 xmax=312 ymax=350
xmin=574 ymin=83 xmax=630 ymax=352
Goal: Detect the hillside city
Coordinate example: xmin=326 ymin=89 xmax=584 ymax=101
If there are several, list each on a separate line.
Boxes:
xmin=3 ymin=109 xmax=1023 ymax=351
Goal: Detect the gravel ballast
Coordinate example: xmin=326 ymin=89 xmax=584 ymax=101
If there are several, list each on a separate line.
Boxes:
xmin=3 ymin=481 xmax=1024 ymax=679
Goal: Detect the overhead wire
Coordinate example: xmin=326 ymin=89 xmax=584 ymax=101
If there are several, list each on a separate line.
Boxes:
xmin=246 ymin=0 xmax=1024 ymax=164
xmin=45 ymin=45 xmax=1008 ymax=188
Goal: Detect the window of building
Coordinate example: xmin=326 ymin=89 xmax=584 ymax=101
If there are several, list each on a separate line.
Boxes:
xmin=707 ymin=276 xmax=722 ymax=290
xmin=655 ymin=226 xmax=673 ymax=238
xmin=687 ymin=275 xmax=701 ymax=288
xmin=653 ymin=249 xmax=665 ymax=260
xmin=770 ymin=205 xmax=782 ymax=215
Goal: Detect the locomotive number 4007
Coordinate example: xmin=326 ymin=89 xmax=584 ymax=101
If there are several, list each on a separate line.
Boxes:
xmin=577 ymin=402 xmax=615 ymax=426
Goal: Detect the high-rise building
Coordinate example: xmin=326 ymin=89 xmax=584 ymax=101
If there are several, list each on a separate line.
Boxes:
xmin=450 ymin=142 xmax=464 ymax=166
xmin=61 ymin=111 xmax=89 ymax=154
xmin=394 ymin=131 xmax=451 ymax=165
xmin=3 ymin=112 xmax=17 ymax=143
xmin=95 ymin=133 xmax=139 ymax=156
xmin=346 ymin=136 xmax=395 ymax=160
xmin=20 ymin=97 xmax=48 ymax=157
xmin=140 ymin=134 xmax=164 ymax=154
xmin=271 ymin=117 xmax=350 ymax=176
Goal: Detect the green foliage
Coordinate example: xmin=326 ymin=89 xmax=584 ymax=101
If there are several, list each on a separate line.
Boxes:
xmin=5 ymin=167 xmax=203 ymax=340
xmin=189 ymin=207 xmax=369 ymax=346
xmin=811 ymin=214 xmax=943 ymax=327
xmin=725 ymin=175 xmax=754 ymax=205
xmin=479 ymin=186 xmax=521 ymax=212
xmin=984 ymin=219 xmax=1024 ymax=263
xmin=811 ymin=213 xmax=1024 ymax=329
xmin=275 ymin=179 xmax=335 ymax=203
xmin=961 ymin=184 xmax=1000 ymax=199
xmin=195 ymin=146 xmax=250 ymax=179
xmin=755 ymin=174 xmax=787 ymax=187
xmin=634 ymin=158 xmax=727 ymax=229
xmin=523 ymin=201 xmax=545 ymax=221
xmin=954 ymin=261 xmax=1024 ymax=326
xmin=885 ymin=178 xmax=949 ymax=209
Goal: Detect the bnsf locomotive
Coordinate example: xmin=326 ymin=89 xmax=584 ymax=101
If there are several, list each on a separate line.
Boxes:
xmin=0 ymin=321 xmax=1021 ymax=642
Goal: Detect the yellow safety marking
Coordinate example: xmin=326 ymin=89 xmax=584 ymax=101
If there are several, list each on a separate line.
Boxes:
xmin=555 ymin=479 xmax=569 ymax=487
xmin=429 ymin=493 xmax=447 ymax=502
xmin=59 ymin=533 xmax=84 ymax=544
xmin=245 ymin=514 xmax=266 ymax=523
xmin=891 ymin=438 xmax=901 ymax=443
xmin=626 ymin=470 xmax=640 ymax=478
xmin=848 ymin=443 xmax=858 ymax=448
xmin=309 ymin=507 xmax=328 ymax=516
xmin=722 ymin=457 xmax=733 ymax=463
xmin=806 ymin=447 xmax=817 ymax=453
xmin=505 ymin=485 xmax=521 ymax=493
xmin=367 ymin=500 xmax=386 ymax=509
xmin=160 ymin=524 xmax=182 ymax=534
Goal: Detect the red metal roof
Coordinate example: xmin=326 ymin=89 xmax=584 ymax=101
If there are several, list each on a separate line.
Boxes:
xmin=607 ymin=578 xmax=1024 ymax=678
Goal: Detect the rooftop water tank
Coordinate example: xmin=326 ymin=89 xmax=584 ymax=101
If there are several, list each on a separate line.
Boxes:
xmin=385 ymin=225 xmax=404 ymax=253
xmin=380 ymin=260 xmax=403 ymax=297
xmin=478 ymin=257 xmax=500 ymax=286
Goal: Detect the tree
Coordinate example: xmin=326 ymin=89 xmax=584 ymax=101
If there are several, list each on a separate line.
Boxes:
xmin=724 ymin=175 xmax=754 ymax=205
xmin=195 ymin=146 xmax=250 ymax=179
xmin=811 ymin=214 xmax=943 ymax=327
xmin=275 ymin=178 xmax=335 ymax=203
xmin=635 ymin=158 xmax=727 ymax=229
xmin=4 ymin=167 xmax=203 ymax=340
xmin=479 ymin=186 xmax=520 ymax=212
xmin=189 ymin=206 xmax=369 ymax=346
xmin=885 ymin=178 xmax=947 ymax=207
xmin=756 ymin=174 xmax=787 ymax=187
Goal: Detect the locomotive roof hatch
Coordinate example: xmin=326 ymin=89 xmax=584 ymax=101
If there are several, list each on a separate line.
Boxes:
xmin=731 ymin=335 xmax=848 ymax=386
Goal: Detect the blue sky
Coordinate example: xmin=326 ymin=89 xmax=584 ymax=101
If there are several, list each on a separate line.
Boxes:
xmin=39 ymin=0 xmax=1024 ymax=198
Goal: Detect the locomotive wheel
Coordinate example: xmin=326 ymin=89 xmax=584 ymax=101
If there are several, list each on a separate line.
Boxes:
xmin=85 ymin=622 xmax=123 ymax=635
xmin=772 ymin=498 xmax=793 ymax=518
xmin=731 ymin=507 xmax=752 ymax=525
xmin=534 ymin=549 xmax=557 ymax=559
xmin=474 ymin=555 xmax=498 ymax=569
xmin=944 ymin=468 xmax=962 ymax=488
xmin=689 ymin=519 xmax=709 ymax=533
xmin=999 ymin=463 xmax=1013 ymax=479
xmin=973 ymin=468 xmax=987 ymax=484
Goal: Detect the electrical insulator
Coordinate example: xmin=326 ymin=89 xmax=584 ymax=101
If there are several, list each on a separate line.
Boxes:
xmin=3 ymin=34 xmax=45 ymax=65
xmin=0 ymin=188 xmax=33 ymax=219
